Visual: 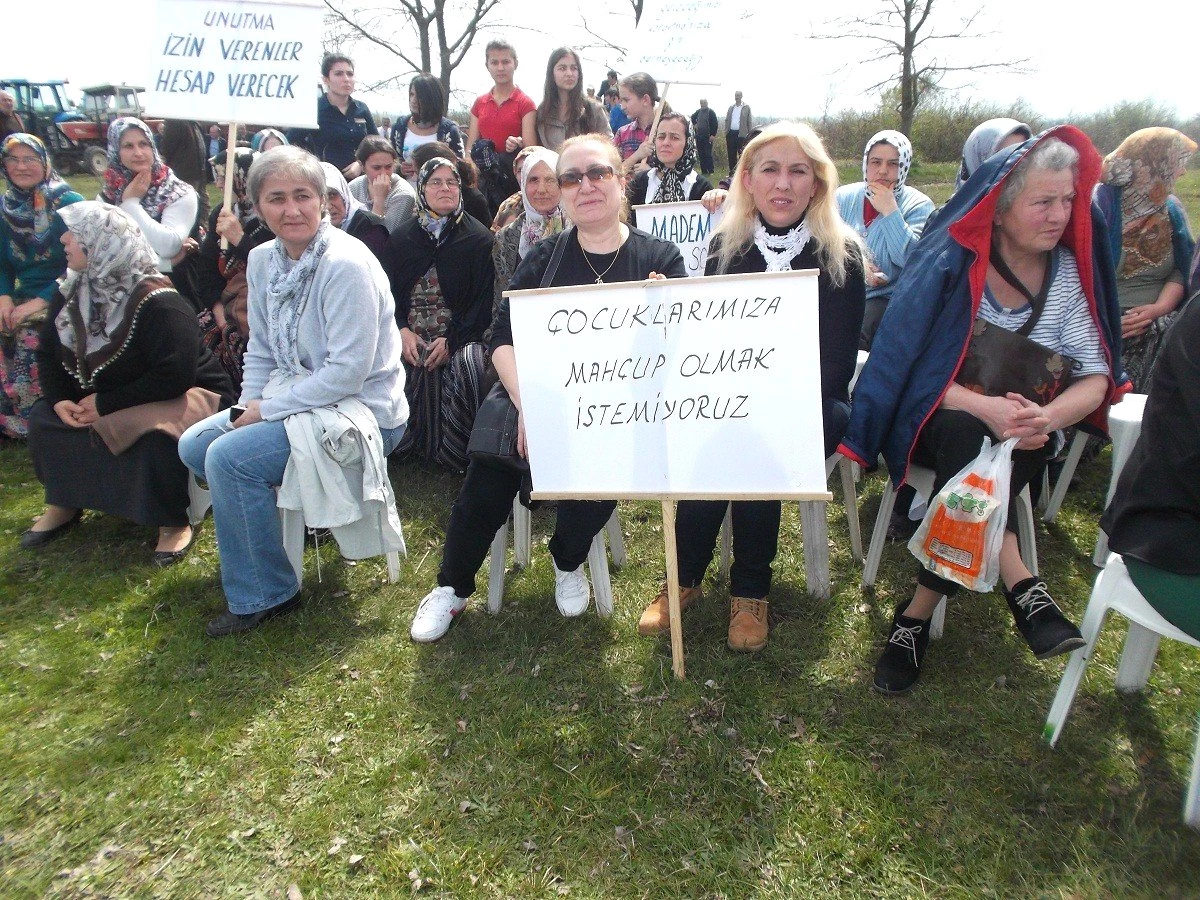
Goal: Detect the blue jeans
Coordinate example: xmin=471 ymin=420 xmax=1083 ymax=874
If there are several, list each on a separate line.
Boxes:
xmin=179 ymin=410 xmax=405 ymax=615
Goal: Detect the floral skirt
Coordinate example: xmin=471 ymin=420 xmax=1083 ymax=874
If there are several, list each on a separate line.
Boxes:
xmin=0 ymin=322 xmax=42 ymax=440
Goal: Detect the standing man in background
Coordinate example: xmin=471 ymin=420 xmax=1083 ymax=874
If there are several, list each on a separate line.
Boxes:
xmin=159 ymin=119 xmax=210 ymax=225
xmin=691 ymin=99 xmax=718 ymax=176
xmin=724 ymin=91 xmax=752 ymax=172
xmin=0 ymin=91 xmax=23 ymax=141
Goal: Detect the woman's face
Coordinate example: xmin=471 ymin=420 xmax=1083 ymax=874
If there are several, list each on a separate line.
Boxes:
xmin=743 ymin=139 xmax=818 ymax=228
xmin=424 ymin=164 xmax=461 ymax=216
xmin=524 ymin=160 xmax=561 ymax=216
xmin=60 ymin=231 xmax=87 ymax=272
xmin=995 ymin=167 xmax=1076 ymax=257
xmin=119 ymin=128 xmax=154 ymax=175
xmin=654 ymin=119 xmax=687 ymax=167
xmin=558 ymin=141 xmax=624 ymax=229
xmin=2 ymin=145 xmax=46 ymax=190
xmin=326 ymin=190 xmax=347 ymax=227
xmin=553 ymin=54 xmax=580 ymax=93
xmin=408 ymin=85 xmax=420 ymax=117
xmin=364 ymin=151 xmax=395 ymax=180
xmin=865 ymin=141 xmax=900 ymax=189
xmin=258 ymin=174 xmax=324 ymax=258
xmin=324 ymin=62 xmax=355 ymax=99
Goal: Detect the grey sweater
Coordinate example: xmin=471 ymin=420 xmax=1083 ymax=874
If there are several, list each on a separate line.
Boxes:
xmin=241 ymin=228 xmax=409 ymax=429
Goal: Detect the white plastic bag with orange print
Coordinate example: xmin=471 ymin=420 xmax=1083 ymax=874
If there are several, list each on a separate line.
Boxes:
xmin=908 ymin=437 xmax=1018 ymax=592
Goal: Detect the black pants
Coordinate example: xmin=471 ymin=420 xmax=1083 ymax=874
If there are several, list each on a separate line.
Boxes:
xmin=726 ymin=133 xmax=743 ymax=172
xmin=673 ymin=397 xmax=849 ymax=599
xmin=911 ymin=409 xmax=1051 ymax=597
xmin=437 ymin=459 xmax=616 ymax=598
xmin=859 ymin=296 xmax=889 ymax=351
xmin=697 ymin=136 xmax=715 ymax=175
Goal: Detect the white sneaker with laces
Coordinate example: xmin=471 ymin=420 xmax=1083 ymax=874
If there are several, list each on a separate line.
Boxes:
xmin=553 ymin=562 xmax=590 ymax=617
xmin=410 ymin=586 xmax=468 ymax=642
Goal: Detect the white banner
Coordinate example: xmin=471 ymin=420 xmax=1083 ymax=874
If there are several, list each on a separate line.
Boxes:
xmin=508 ymin=270 xmax=829 ymax=499
xmin=145 ymin=0 xmax=322 ymax=128
xmin=622 ymin=0 xmax=738 ymax=85
xmin=634 ymin=200 xmax=722 ymax=278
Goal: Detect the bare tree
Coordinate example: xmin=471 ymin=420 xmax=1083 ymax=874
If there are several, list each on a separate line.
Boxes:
xmin=813 ymin=0 xmax=1027 ymax=136
xmin=322 ymin=0 xmax=504 ymax=97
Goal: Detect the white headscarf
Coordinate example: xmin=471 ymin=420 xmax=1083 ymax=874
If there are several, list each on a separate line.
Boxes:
xmin=518 ymin=147 xmax=566 ymax=258
xmin=322 ymin=162 xmax=368 ymax=232
xmin=862 ymin=130 xmax=912 ymax=195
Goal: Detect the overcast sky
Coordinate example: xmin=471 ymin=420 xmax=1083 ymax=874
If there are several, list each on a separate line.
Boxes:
xmin=8 ymin=0 xmax=1194 ymax=125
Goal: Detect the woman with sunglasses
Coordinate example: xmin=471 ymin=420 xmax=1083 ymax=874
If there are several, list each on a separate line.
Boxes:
xmin=410 ymin=134 xmax=686 ymax=642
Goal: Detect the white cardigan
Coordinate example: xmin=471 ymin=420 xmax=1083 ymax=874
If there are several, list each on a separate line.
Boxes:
xmin=116 ymin=189 xmax=198 ymax=273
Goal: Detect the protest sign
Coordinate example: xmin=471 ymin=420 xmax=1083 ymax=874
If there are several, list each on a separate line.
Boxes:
xmin=634 ymin=200 xmax=722 ymax=278
xmin=145 ymin=0 xmax=322 ymax=129
xmin=508 ymin=269 xmax=829 ymax=501
xmin=622 ymin=0 xmax=738 ymax=85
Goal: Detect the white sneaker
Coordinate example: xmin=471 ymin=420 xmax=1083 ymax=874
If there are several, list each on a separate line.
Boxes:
xmin=410 ymin=586 xmax=468 ymax=642
xmin=553 ymin=562 xmax=590 ymax=617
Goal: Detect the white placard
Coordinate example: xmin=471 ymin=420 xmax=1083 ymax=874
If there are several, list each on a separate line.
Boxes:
xmin=622 ymin=0 xmax=737 ymax=85
xmin=634 ymin=200 xmax=722 ymax=278
xmin=508 ymin=270 xmax=829 ymax=500
xmin=145 ymin=0 xmax=323 ymax=128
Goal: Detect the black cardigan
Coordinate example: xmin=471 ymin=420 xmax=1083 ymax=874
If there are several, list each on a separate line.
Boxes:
xmin=38 ymin=287 xmax=235 ymax=416
xmin=387 ymin=213 xmax=496 ymax=352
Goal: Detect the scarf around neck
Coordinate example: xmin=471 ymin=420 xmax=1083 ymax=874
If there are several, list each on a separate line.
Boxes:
xmin=101 ymin=117 xmax=191 ymax=221
xmin=321 ymin=162 xmax=368 ymax=233
xmin=754 ymin=216 xmax=812 ymax=272
xmin=518 ymin=148 xmax=566 ymax=258
xmin=416 ymin=157 xmax=464 ymax=244
xmin=2 ymin=133 xmax=78 ymax=249
xmin=265 ymin=218 xmax=333 ymax=377
xmin=649 ymin=121 xmax=697 ymax=204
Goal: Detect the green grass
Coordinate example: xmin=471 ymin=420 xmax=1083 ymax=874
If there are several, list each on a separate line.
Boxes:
xmin=3 ymin=438 xmax=1200 ymax=897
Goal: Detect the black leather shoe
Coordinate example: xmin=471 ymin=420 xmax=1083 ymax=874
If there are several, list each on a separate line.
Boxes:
xmin=19 ymin=511 xmax=83 ymax=550
xmin=205 ymin=595 xmax=301 ymax=637
xmin=153 ymin=527 xmax=197 ymax=568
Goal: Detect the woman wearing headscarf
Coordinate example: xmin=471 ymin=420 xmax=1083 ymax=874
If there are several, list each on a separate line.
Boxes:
xmin=24 ymin=202 xmax=234 ymax=562
xmin=195 ymin=147 xmax=274 ymax=390
xmin=250 ymin=128 xmax=288 ymax=153
xmin=955 ymin=118 xmax=1033 ymax=192
xmin=321 ymin=162 xmax=389 ymax=265
xmin=1094 ymin=127 xmax=1196 ymax=391
xmin=0 ymin=134 xmax=82 ymax=438
xmin=100 ymin=118 xmax=199 ymax=288
xmin=835 ymin=129 xmax=934 ymax=349
xmin=625 ymin=112 xmax=713 ymax=206
xmin=387 ymin=156 xmax=495 ymax=470
xmin=491 ymin=147 xmax=566 ymax=322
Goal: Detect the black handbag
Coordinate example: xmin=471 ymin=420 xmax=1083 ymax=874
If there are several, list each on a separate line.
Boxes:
xmin=465 ymin=227 xmax=574 ymax=469
xmin=955 ymin=252 xmax=1082 ymax=405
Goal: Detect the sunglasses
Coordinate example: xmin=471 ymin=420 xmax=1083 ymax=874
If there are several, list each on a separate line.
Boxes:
xmin=557 ymin=164 xmax=617 ymax=189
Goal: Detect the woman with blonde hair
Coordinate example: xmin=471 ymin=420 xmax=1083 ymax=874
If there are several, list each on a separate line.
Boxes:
xmin=638 ymin=121 xmax=867 ymax=652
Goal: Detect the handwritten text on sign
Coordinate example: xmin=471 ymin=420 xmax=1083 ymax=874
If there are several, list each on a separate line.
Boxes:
xmin=146 ymin=0 xmax=323 ymax=128
xmin=634 ymin=200 xmax=721 ymax=278
xmin=508 ymin=270 xmax=829 ymax=499
xmin=623 ymin=0 xmax=738 ymax=84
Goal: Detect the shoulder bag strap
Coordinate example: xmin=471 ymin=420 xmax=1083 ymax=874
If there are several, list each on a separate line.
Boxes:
xmin=540 ymin=226 xmax=575 ymax=289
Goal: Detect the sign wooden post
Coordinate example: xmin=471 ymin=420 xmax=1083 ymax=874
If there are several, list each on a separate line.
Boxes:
xmin=661 ymin=499 xmax=685 ymax=679
xmin=220 ymin=122 xmax=238 ymax=250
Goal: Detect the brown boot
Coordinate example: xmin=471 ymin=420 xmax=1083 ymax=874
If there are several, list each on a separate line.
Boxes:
xmin=727 ymin=596 xmax=768 ymax=652
xmin=637 ymin=583 xmax=701 ymax=636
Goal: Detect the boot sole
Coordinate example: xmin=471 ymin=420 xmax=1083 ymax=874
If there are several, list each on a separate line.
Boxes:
xmin=871 ymin=677 xmax=918 ymax=696
xmin=727 ymin=637 xmax=767 ymax=652
xmin=1034 ymin=635 xmax=1086 ymax=660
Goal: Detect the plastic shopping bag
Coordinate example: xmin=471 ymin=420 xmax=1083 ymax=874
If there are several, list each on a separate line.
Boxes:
xmin=908 ymin=437 xmax=1018 ymax=592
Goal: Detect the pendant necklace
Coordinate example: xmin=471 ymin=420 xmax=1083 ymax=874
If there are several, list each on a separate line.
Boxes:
xmin=583 ymin=243 xmax=622 ymax=284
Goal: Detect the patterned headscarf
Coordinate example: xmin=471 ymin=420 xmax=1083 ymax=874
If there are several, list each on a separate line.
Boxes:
xmin=54 ymin=202 xmax=162 ymax=387
xmin=518 ymin=148 xmax=566 ymax=258
xmin=210 ymin=146 xmax=259 ymax=224
xmin=955 ymin=118 xmax=1031 ymax=190
xmin=649 ymin=115 xmax=697 ymax=204
xmin=862 ymin=130 xmax=912 ymax=194
xmin=100 ymin=117 xmax=191 ymax=221
xmin=1102 ymin=127 xmax=1197 ymax=278
xmin=2 ymin=133 xmax=78 ymax=249
xmin=321 ymin=162 xmax=368 ymax=233
xmin=415 ymin=157 xmax=464 ymax=244
xmin=250 ymin=128 xmax=288 ymax=153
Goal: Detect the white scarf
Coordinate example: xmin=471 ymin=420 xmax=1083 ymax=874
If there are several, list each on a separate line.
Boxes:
xmin=753 ymin=218 xmax=811 ymax=272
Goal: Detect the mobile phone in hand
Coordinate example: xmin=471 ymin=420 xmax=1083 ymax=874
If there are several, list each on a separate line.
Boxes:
xmin=229 ymin=404 xmax=247 ymax=422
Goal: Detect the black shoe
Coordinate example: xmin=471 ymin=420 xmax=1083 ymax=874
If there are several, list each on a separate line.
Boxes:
xmin=19 ymin=510 xmax=83 ymax=549
xmin=1006 ymin=578 xmax=1085 ymax=660
xmin=886 ymin=510 xmax=920 ymax=542
xmin=205 ymin=595 xmax=300 ymax=637
xmin=873 ymin=604 xmax=931 ymax=695
xmin=153 ymin=527 xmax=197 ymax=568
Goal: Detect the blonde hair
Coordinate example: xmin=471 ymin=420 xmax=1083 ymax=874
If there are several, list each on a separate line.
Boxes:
xmin=711 ymin=121 xmax=865 ymax=285
xmin=557 ymin=134 xmax=629 ymax=223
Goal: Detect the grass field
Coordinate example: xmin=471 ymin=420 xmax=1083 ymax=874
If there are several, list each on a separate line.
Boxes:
xmin=2 ymin=168 xmax=1198 ymax=898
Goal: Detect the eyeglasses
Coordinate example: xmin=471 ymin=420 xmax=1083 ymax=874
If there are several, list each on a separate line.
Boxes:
xmin=4 ymin=155 xmax=42 ymax=168
xmin=426 ymin=178 xmax=460 ymax=190
xmin=557 ymin=165 xmax=617 ymax=189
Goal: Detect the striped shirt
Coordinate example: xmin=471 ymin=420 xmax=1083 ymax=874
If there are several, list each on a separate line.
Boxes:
xmin=978 ymin=247 xmax=1108 ymax=378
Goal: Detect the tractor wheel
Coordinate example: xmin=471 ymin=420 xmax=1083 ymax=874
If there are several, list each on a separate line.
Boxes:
xmin=87 ymin=146 xmax=108 ymax=177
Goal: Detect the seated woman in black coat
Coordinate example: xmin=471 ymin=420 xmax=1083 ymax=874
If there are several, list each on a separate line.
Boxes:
xmin=23 ymin=202 xmax=235 ymax=564
xmin=625 ymin=112 xmax=713 ymax=207
xmin=387 ymin=156 xmax=495 ymax=470
xmin=411 ymin=142 xmax=493 ymax=228
xmin=322 ymin=162 xmax=389 ymax=265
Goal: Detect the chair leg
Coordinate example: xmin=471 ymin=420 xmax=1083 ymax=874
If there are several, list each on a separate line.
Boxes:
xmin=512 ymin=499 xmax=531 ymax=569
xmin=1043 ymin=430 xmax=1088 ymax=522
xmin=588 ymin=531 xmax=614 ymax=618
xmin=719 ymin=503 xmax=732 ymax=577
xmin=486 ymin=518 xmax=509 ymax=615
xmin=863 ymin=482 xmax=899 ymax=588
xmin=1186 ymin=711 xmax=1200 ymax=830
xmin=839 ymin=458 xmax=863 ymax=562
xmin=799 ymin=500 xmax=831 ymax=600
xmin=605 ymin=511 xmax=627 ymax=569
xmin=1016 ymin=486 xmax=1038 ymax=576
xmin=187 ymin=475 xmax=212 ymax=527
xmin=929 ymin=596 xmax=947 ymax=640
xmin=1114 ymin=623 xmax=1162 ymax=694
xmin=1043 ymin=566 xmax=1116 ymax=747
xmin=280 ymin=507 xmax=305 ymax=588
xmin=1093 ymin=531 xmax=1109 ymax=568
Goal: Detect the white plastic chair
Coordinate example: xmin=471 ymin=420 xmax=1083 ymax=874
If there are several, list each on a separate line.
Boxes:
xmin=279 ymin=502 xmax=404 ymax=588
xmin=862 ymin=463 xmax=1038 ymax=640
xmin=1043 ymin=553 xmax=1200 ymax=830
xmin=1093 ymin=394 xmax=1149 ymax=565
xmin=1042 ymin=430 xmax=1089 ymax=522
xmin=187 ymin=474 xmax=212 ymax=526
xmin=487 ymin=499 xmax=626 ymax=617
xmin=718 ymin=453 xmax=861 ymax=601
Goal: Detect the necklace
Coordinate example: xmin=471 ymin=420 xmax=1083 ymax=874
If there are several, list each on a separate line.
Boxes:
xmin=582 ymin=243 xmax=622 ymax=283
